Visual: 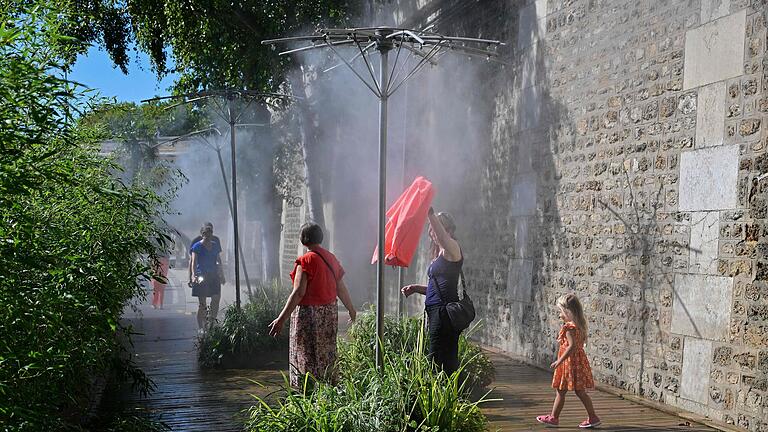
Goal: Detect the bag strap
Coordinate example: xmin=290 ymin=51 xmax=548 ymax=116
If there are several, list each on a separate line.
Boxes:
xmin=428 ymin=273 xmax=446 ymax=304
xmin=311 ymin=250 xmax=338 ymax=287
xmin=429 ymin=269 xmax=467 ymax=305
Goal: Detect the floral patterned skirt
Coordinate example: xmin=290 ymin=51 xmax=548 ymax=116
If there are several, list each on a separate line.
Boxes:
xmin=289 ymin=302 xmax=338 ymax=389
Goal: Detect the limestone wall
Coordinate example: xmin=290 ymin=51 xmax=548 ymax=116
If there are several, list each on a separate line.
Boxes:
xmin=379 ymin=0 xmax=768 ymax=429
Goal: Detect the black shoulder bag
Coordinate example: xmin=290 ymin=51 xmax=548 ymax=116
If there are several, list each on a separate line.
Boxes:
xmin=431 ymin=270 xmax=475 ymax=332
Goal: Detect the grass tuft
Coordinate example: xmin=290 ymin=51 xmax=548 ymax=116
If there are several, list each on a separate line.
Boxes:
xmin=245 ymin=308 xmax=498 ymax=432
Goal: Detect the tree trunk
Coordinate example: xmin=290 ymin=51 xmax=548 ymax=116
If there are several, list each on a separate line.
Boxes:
xmin=292 ymin=68 xmax=326 ymax=230
xmin=262 ymin=174 xmax=282 ymax=281
xmin=297 ymin=102 xmax=326 ymax=229
xmin=239 ymin=103 xmax=283 ymax=282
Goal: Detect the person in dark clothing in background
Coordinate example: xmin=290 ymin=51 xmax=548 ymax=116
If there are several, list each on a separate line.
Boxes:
xmin=400 ymin=208 xmax=464 ymax=374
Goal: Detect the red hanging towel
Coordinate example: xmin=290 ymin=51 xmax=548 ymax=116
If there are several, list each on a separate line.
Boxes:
xmin=372 ymin=176 xmax=435 ymax=267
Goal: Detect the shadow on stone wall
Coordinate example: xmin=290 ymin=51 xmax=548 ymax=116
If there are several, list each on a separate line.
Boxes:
xmin=595 ymin=169 xmax=699 ymax=398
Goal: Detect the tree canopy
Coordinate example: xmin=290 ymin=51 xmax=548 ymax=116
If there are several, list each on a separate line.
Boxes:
xmin=85 ymin=0 xmax=360 ymax=93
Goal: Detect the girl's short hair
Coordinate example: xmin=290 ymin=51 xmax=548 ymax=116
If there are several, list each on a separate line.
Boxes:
xmin=300 ymin=223 xmax=323 ymax=246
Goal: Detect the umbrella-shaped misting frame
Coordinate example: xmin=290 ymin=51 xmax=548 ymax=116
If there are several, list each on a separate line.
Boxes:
xmin=263 ymin=27 xmax=504 ymax=369
xmin=145 ymin=90 xmax=296 ymax=310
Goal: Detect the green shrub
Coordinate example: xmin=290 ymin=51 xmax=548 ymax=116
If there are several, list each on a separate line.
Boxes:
xmin=0 ymin=6 xmax=177 ymax=430
xmin=244 ymin=311 xmax=498 ymax=432
xmin=197 ymin=280 xmax=290 ymax=368
xmin=340 ymin=306 xmax=496 ymax=390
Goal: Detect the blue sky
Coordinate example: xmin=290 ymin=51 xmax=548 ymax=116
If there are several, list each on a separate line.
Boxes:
xmin=69 ymin=46 xmax=178 ymax=103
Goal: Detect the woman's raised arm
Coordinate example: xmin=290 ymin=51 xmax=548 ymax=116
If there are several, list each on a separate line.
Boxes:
xmin=428 ymin=209 xmax=461 ymax=261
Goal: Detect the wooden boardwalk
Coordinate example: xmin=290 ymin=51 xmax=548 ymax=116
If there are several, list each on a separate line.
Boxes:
xmin=107 ymin=276 xmax=719 ymax=431
xmin=481 ymin=352 xmax=716 ymax=431
xmin=102 ymin=312 xmax=284 ymax=431
xmin=101 ymin=270 xmax=284 ymax=431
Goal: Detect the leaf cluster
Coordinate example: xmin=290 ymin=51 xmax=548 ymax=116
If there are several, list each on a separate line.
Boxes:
xmin=93 ymin=0 xmax=360 ymax=93
xmin=81 ymin=100 xmax=206 ymax=142
xmin=197 ymin=280 xmax=290 ymax=368
xmin=245 ymin=309 xmax=497 ymax=432
xmin=341 ymin=307 xmax=496 ymax=390
xmin=0 ymin=5 xmax=177 ymax=430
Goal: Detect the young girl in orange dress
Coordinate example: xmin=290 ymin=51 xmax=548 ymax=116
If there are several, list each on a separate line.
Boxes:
xmin=536 ymin=293 xmax=601 ymax=428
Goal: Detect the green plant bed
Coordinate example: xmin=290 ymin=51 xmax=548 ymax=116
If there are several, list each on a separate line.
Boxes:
xmin=244 ymin=309 xmax=498 ymax=432
xmin=197 ymin=281 xmax=290 ymax=369
xmin=341 ymin=307 xmax=496 ymax=391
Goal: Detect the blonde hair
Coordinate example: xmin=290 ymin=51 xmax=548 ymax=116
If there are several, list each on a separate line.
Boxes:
xmin=557 ymin=293 xmax=588 ymax=342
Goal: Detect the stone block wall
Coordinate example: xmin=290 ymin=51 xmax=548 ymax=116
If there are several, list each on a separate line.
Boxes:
xmin=377 ymin=0 xmax=768 ymax=429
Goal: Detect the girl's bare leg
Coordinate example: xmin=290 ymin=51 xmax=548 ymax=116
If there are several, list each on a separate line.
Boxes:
xmin=551 ymin=389 xmax=567 ymax=419
xmin=208 ymin=295 xmax=221 ymax=325
xmin=575 ymin=390 xmax=598 ymax=419
xmin=197 ymin=297 xmax=207 ymax=329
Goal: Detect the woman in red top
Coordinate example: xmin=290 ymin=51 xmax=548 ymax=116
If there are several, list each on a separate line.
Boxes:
xmin=269 ymin=223 xmax=356 ymax=388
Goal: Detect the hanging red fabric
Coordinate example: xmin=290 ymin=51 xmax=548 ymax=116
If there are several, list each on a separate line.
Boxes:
xmin=372 ymin=176 xmax=435 ymax=267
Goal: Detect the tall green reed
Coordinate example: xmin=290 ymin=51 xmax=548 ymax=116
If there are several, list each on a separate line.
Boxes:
xmin=245 ymin=310 xmax=498 ymax=432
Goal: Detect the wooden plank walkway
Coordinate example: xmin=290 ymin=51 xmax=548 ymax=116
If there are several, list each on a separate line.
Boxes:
xmin=481 ymin=352 xmax=715 ymax=431
xmin=103 ymin=312 xmax=284 ymax=431
xmin=106 ymin=274 xmax=718 ymax=431
xmin=101 ymin=270 xmax=283 ymax=431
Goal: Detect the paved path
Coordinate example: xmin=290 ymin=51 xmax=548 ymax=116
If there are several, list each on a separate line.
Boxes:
xmin=107 ymin=272 xmax=718 ymax=431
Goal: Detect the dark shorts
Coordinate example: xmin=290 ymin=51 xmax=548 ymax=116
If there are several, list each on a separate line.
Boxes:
xmin=192 ymin=273 xmax=221 ymax=298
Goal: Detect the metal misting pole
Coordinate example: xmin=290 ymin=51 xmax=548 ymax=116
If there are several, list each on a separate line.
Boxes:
xmin=228 ymin=95 xmax=242 ymax=310
xmin=213 ymin=146 xmax=252 ymax=297
xmin=375 ymin=33 xmax=392 ymax=370
xmin=397 ymin=81 xmax=409 ymax=318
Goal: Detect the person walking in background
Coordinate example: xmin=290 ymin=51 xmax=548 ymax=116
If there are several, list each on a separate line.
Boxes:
xmin=189 ymin=224 xmax=225 ymax=333
xmin=268 ymin=222 xmax=357 ymax=389
xmin=188 ymin=221 xmax=221 ymax=283
xmin=401 ymin=208 xmax=464 ymax=375
xmin=537 ymin=293 xmax=601 ymax=428
xmin=151 ymin=249 xmax=170 ymax=309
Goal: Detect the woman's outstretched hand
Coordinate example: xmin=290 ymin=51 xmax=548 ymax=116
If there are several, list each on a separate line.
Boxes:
xmin=268 ymin=317 xmax=284 ymax=338
xmin=401 ymin=284 xmax=417 ymax=297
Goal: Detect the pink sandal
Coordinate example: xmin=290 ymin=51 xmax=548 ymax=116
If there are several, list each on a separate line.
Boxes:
xmin=536 ymin=415 xmax=559 ymax=426
xmin=579 ymin=417 xmax=601 ymax=428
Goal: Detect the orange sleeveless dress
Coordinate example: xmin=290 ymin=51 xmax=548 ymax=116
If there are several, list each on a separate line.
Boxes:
xmin=552 ymin=322 xmax=594 ymax=390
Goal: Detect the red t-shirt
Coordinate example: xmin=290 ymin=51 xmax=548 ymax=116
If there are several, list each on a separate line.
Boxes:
xmin=291 ymin=247 xmax=345 ymax=306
